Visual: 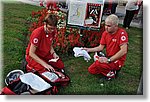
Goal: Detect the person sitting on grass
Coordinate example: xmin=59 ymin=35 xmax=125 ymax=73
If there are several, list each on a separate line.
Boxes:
xmin=25 ymin=13 xmax=64 ymax=76
xmin=83 ymin=14 xmax=128 ymax=80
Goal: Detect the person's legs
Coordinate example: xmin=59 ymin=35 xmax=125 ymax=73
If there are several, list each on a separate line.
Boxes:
xmin=111 ymin=4 xmax=117 ymax=14
xmin=26 ymin=54 xmax=64 ymax=73
xmin=123 ymin=10 xmax=129 ymax=28
xmin=26 ymin=59 xmax=47 ymax=73
xmin=126 ymin=10 xmax=135 ymax=28
xmin=88 ymin=60 xmax=120 ymax=78
xmin=88 ymin=61 xmax=109 ymax=75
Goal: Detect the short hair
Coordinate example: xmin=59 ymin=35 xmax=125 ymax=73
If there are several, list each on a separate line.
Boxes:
xmin=44 ymin=14 xmax=58 ymax=27
xmin=105 ymin=14 xmax=119 ymax=25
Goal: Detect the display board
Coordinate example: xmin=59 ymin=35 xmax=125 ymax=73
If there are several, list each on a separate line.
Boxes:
xmin=67 ymin=0 xmax=104 ymax=29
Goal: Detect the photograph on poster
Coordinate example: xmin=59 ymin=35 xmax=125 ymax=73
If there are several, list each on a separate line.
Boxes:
xmin=67 ymin=0 xmax=104 ymax=29
xmin=84 ymin=3 xmax=102 ymax=28
xmin=67 ymin=1 xmax=87 ymax=26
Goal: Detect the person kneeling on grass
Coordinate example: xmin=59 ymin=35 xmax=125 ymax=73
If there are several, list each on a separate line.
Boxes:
xmin=83 ymin=14 xmax=128 ymax=80
xmin=25 ymin=13 xmax=64 ymax=77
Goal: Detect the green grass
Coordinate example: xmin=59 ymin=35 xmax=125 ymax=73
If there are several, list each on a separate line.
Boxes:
xmin=2 ymin=2 xmax=43 ymax=86
xmin=1 ymin=2 xmax=143 ymax=95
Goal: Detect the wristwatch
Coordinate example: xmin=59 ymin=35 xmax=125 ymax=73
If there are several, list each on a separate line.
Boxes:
xmin=107 ymin=58 xmax=111 ymax=63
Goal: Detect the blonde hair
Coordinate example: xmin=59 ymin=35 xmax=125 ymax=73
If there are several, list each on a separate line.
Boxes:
xmin=105 ymin=14 xmax=119 ymax=25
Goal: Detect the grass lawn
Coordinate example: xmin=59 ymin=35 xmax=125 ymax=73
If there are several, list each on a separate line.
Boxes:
xmin=1 ymin=2 xmax=143 ymax=95
xmin=1 ymin=2 xmax=43 ymax=86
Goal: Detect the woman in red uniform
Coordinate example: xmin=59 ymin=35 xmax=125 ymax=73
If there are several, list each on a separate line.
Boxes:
xmin=83 ymin=14 xmax=128 ymax=80
xmin=26 ymin=14 xmax=64 ymax=73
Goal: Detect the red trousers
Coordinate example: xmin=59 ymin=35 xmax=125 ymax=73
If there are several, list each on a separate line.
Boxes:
xmin=26 ymin=54 xmax=64 ymax=73
xmin=88 ymin=60 xmax=121 ymax=78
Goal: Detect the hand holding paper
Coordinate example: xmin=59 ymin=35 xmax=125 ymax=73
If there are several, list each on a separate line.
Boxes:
xmin=73 ymin=47 xmax=91 ymax=62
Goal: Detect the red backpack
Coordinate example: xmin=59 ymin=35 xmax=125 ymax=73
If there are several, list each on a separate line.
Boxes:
xmin=1 ymin=70 xmax=70 ymax=95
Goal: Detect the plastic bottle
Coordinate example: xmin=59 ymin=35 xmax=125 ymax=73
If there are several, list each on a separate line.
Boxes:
xmin=94 ymin=52 xmax=99 ymax=61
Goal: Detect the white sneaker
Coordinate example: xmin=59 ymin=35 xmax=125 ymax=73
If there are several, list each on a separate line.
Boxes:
xmin=126 ymin=27 xmax=129 ymax=29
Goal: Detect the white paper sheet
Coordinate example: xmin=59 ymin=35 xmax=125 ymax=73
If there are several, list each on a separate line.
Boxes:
xmin=73 ymin=47 xmax=91 ymax=62
xmin=20 ymin=73 xmax=51 ymax=92
xmin=41 ymin=71 xmax=59 ymax=82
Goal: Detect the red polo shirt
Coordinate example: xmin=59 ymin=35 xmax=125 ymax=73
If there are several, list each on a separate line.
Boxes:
xmin=100 ymin=28 xmax=128 ymax=66
xmin=26 ymin=26 xmax=56 ymax=59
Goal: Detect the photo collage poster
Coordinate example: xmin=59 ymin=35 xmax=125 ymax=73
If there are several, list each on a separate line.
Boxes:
xmin=67 ymin=0 xmax=104 ymax=29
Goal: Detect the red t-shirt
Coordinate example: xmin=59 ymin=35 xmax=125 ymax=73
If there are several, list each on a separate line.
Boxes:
xmin=100 ymin=28 xmax=128 ymax=66
xmin=26 ymin=26 xmax=56 ymax=59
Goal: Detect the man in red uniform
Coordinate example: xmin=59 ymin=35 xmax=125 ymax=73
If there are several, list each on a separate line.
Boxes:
xmin=83 ymin=14 xmax=128 ymax=80
xmin=26 ymin=14 xmax=64 ymax=73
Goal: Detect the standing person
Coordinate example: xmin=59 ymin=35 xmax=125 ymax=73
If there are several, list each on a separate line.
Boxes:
xmin=123 ymin=0 xmax=139 ymax=29
xmin=83 ymin=14 xmax=128 ymax=80
xmin=25 ymin=13 xmax=64 ymax=74
xmin=134 ymin=0 xmax=143 ymax=18
xmin=103 ymin=0 xmax=111 ymax=15
xmin=111 ymin=0 xmax=118 ymax=14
